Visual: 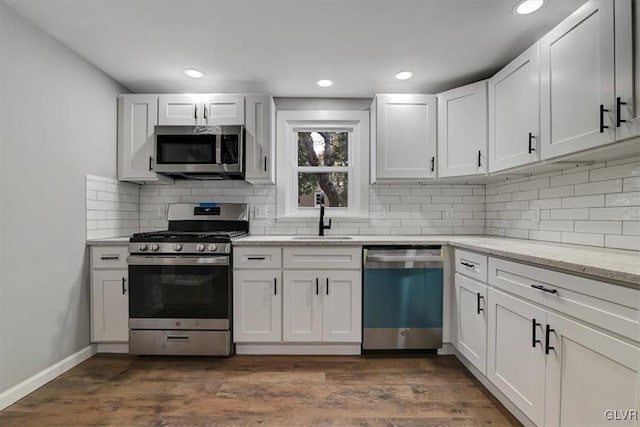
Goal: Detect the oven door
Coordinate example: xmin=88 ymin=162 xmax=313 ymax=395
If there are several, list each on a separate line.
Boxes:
xmin=127 ymin=255 xmax=230 ymax=330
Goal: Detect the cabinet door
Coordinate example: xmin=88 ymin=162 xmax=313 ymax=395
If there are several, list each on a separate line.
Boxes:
xmin=322 ymin=271 xmax=362 ymax=342
xmin=117 ymin=95 xmax=159 ymax=182
xmin=489 ymin=44 xmax=540 ymax=173
xmin=544 ymin=313 xmax=640 ymax=427
xmin=438 ymin=81 xmax=488 ymax=177
xmin=245 ymin=95 xmax=274 ymax=183
xmin=454 ymin=274 xmax=487 ymax=375
xmin=615 ymin=0 xmax=640 ymax=140
xmin=540 ymin=0 xmax=616 ymax=159
xmin=233 ymin=271 xmax=281 ymax=342
xmin=158 ymin=94 xmax=200 ymax=125
xmin=374 ymin=94 xmax=436 ymax=180
xmin=283 ymin=271 xmax=323 ymax=342
xmin=91 ymin=270 xmax=128 ymax=342
xmin=201 ymin=94 xmax=245 ymax=126
xmin=487 ymin=288 xmax=547 ymax=426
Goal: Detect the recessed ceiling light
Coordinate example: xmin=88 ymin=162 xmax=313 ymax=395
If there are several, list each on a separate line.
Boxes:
xmin=395 ymin=71 xmax=413 ymax=80
xmin=317 ymin=79 xmax=333 ymax=87
xmin=184 ymin=69 xmax=203 ymax=79
xmin=514 ymin=0 xmax=545 ymax=15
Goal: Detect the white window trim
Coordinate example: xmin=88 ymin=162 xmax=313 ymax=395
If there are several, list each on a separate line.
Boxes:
xmin=276 ymin=110 xmax=370 ymax=219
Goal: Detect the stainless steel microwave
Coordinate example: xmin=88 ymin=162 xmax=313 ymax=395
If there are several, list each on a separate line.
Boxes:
xmin=153 ymin=125 xmax=244 ymax=179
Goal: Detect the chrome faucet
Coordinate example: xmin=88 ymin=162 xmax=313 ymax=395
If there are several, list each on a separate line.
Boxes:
xmin=318 ymin=193 xmax=332 ymax=236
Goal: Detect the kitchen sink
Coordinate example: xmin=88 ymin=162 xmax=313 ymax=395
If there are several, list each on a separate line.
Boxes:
xmin=292 ymin=236 xmax=354 ymax=240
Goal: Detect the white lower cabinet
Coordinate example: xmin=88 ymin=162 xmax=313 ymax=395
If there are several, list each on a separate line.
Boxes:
xmin=90 ymin=245 xmax=129 ymax=343
xmin=487 ymin=287 xmax=547 ymax=426
xmin=233 ymin=270 xmax=281 ymax=342
xmin=233 ymin=246 xmax=362 ymax=352
xmin=454 ymin=273 xmax=487 ymax=375
xmin=283 ymin=270 xmax=361 ymax=343
xmin=544 ymin=313 xmax=640 ymax=427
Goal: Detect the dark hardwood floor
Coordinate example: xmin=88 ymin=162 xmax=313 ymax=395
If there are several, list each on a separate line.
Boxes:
xmin=0 ymin=353 xmax=520 ymax=426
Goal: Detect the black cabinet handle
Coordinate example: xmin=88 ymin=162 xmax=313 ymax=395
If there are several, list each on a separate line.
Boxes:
xmin=264 ymin=156 xmax=268 ymax=172
xmin=149 ymin=156 xmax=153 ymax=171
xmin=430 ymin=156 xmax=435 ymax=172
xmin=274 ymin=277 xmax=277 ymax=296
xmin=194 ymin=105 xmax=198 ymax=120
xmin=122 ymin=277 xmax=127 ymax=295
xmin=616 ymin=97 xmax=628 ymax=127
xmin=326 ymin=277 xmax=329 ymax=295
xmin=528 ymin=132 xmax=535 ymax=153
xmin=476 ymin=293 xmax=484 ymax=314
xmin=531 ymin=284 xmax=558 ymax=295
xmin=247 ymin=257 xmax=266 ymax=260
xmin=545 ymin=324 xmax=555 ymax=355
xmin=100 ymin=255 xmax=120 ymax=260
xmin=460 ymin=261 xmax=475 ymax=268
xmin=532 ymin=319 xmax=541 ymax=348
xmin=477 ymin=150 xmax=481 ymax=167
xmin=316 ymin=278 xmax=319 ymax=295
xmin=600 ymin=104 xmax=610 ymax=133
xmin=203 ymin=105 xmax=208 ymax=121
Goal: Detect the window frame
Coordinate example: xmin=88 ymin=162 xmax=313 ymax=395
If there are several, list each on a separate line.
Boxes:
xmin=276 ymin=110 xmax=369 ymax=219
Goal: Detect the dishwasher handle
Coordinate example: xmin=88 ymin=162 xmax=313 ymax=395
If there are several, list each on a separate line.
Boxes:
xmin=366 ymin=254 xmax=442 ymax=263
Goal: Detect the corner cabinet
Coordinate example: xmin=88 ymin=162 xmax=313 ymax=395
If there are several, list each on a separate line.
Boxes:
xmin=158 ymin=94 xmax=245 ymax=126
xmin=117 ymin=94 xmax=162 ymax=182
xmin=371 ymin=94 xmax=437 ymax=182
xmin=437 ymin=81 xmax=488 ymax=178
xmin=90 ymin=245 xmax=129 ymax=343
xmin=488 ymin=43 xmax=540 ymax=173
xmin=244 ymin=95 xmax=275 ymax=184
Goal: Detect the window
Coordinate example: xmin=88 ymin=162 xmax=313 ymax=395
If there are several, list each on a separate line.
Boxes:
xmin=276 ymin=111 xmax=369 ymax=218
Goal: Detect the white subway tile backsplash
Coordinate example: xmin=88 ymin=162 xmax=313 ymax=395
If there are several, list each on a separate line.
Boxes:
xmin=574 ymin=221 xmax=622 ymax=235
xmin=605 ymin=191 xmax=640 ymax=207
xmin=549 ymin=208 xmax=590 ymax=220
xmin=561 ymin=232 xmax=604 ymax=247
xmin=561 ymin=195 xmax=605 ymax=208
xmin=539 ymin=185 xmax=574 ymax=199
xmin=590 ymin=207 xmax=640 ymax=221
xmin=574 ymin=180 xmax=622 ymax=196
xmin=550 ymin=171 xmax=589 ymax=187
xmin=590 ymin=162 xmax=640 ymax=182
xmin=622 ymin=222 xmax=640 ymax=236
xmin=604 ymin=235 xmax=640 ymax=251
xmin=86 ymin=175 xmax=140 ymax=240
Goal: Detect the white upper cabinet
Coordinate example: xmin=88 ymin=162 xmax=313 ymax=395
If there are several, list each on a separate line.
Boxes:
xmin=201 ymin=94 xmax=245 ymax=126
xmin=117 ymin=94 xmax=161 ymax=182
xmin=614 ymin=0 xmax=640 ymax=140
xmin=158 ymin=94 xmax=245 ymax=126
xmin=438 ymin=81 xmax=488 ymax=178
xmin=540 ymin=0 xmax=616 ymax=160
xmin=372 ymin=94 xmax=437 ymax=182
xmin=158 ymin=94 xmax=200 ymax=126
xmin=489 ymin=44 xmax=540 ymax=173
xmin=245 ymin=95 xmax=275 ymax=184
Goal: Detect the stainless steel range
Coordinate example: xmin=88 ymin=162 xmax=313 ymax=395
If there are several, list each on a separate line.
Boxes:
xmin=127 ymin=203 xmax=249 ymax=356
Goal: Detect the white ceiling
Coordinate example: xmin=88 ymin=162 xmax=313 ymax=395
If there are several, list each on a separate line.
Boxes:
xmin=6 ymin=0 xmax=587 ymax=96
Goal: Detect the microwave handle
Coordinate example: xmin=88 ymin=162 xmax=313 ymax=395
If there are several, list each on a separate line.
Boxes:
xmin=215 ymin=135 xmax=222 ymax=165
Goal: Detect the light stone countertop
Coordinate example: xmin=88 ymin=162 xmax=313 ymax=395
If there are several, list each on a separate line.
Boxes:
xmin=233 ymin=235 xmax=640 ymax=287
xmin=86 ymin=237 xmax=130 ymax=246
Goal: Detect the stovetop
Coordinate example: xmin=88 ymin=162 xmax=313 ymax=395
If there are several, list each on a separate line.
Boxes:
xmin=130 ymin=230 xmax=247 ymax=243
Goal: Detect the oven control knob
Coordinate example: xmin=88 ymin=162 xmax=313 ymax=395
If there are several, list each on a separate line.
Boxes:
xmin=196 ymin=244 xmax=205 ymax=252
xmin=150 ymin=244 xmax=160 ymax=252
xmin=138 ymin=244 xmax=148 ymax=251
xmin=208 ymin=244 xmax=218 ymax=252
xmin=174 ymin=244 xmax=183 ymax=252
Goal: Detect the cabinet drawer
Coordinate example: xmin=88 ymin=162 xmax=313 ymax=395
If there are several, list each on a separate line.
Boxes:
xmin=488 ymin=257 xmax=640 ymax=342
xmin=283 ymin=247 xmax=362 ymax=269
xmin=91 ymin=246 xmax=128 ymax=269
xmin=233 ymin=247 xmax=282 ymax=269
xmin=455 ymin=249 xmax=488 ymax=282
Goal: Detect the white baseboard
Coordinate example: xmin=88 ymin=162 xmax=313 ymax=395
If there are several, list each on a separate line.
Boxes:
xmin=453 ymin=348 xmax=535 ymax=427
xmin=235 ymin=343 xmax=361 ymax=355
xmin=97 ymin=343 xmax=129 ymax=353
xmin=0 ymin=344 xmax=97 ymax=411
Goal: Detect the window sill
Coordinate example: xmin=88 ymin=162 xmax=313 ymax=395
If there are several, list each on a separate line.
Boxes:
xmin=275 ymin=215 xmax=370 ymax=223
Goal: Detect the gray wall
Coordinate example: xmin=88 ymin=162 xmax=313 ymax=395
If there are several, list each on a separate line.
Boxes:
xmin=0 ymin=2 xmax=125 ymax=393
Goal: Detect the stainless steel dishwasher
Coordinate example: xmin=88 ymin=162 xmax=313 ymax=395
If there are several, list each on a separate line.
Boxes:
xmin=363 ymin=246 xmax=443 ymax=350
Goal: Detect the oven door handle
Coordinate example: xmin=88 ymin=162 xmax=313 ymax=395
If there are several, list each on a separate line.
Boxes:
xmin=126 ymin=256 xmax=229 ymax=266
